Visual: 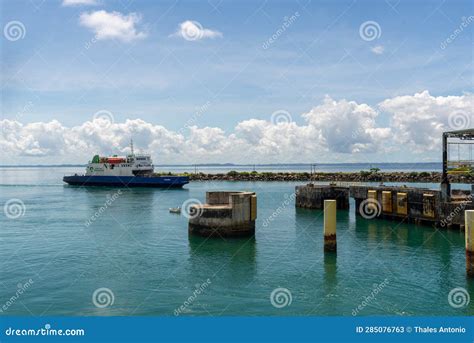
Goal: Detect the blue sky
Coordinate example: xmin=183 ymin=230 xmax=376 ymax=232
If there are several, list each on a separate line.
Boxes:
xmin=1 ymin=0 xmax=473 ymax=164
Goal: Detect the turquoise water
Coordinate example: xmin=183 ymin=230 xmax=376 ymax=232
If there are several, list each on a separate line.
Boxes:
xmin=1 ymin=167 xmax=473 ymax=316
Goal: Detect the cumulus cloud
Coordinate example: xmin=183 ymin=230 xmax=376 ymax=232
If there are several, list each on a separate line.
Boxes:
xmin=371 ymin=45 xmax=384 ymax=55
xmin=79 ymin=10 xmax=147 ymax=42
xmin=302 ymin=96 xmax=391 ymax=153
xmin=171 ymin=20 xmax=222 ymax=41
xmin=379 ymin=91 xmax=474 ymax=152
xmin=62 ymin=0 xmax=98 ymax=6
xmin=1 ymin=92 xmax=472 ymax=164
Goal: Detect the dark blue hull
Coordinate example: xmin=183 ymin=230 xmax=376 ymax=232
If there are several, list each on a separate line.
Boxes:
xmin=63 ymin=175 xmax=189 ymax=188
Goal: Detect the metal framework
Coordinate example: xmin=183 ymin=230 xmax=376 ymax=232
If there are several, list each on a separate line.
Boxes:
xmin=441 ymin=129 xmax=474 ymax=200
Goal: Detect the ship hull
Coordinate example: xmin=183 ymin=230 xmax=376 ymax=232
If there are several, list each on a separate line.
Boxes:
xmin=63 ymin=175 xmax=189 ymax=188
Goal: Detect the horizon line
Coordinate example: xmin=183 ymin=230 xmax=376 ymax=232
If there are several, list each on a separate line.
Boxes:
xmin=0 ymin=162 xmax=442 ymax=168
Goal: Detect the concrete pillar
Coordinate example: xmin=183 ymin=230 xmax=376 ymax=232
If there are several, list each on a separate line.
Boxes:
xmin=466 ymin=210 xmax=474 ymax=277
xmin=324 ymin=200 xmax=337 ymax=252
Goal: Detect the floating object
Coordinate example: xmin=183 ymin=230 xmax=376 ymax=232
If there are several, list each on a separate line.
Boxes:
xmin=63 ymin=140 xmax=188 ymax=188
xmin=323 ymin=200 xmax=337 ymax=252
xmin=188 ymin=191 xmax=257 ymax=237
xmin=169 ymin=207 xmax=181 ymax=214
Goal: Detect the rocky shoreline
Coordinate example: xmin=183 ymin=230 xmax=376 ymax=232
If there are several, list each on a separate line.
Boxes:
xmin=183 ymin=171 xmax=474 ymax=184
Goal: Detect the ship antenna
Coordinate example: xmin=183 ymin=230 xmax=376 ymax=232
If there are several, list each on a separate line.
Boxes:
xmin=130 ymin=139 xmax=134 ymax=155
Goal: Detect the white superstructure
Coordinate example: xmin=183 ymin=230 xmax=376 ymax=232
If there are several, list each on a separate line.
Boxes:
xmin=85 ymin=141 xmax=154 ymax=177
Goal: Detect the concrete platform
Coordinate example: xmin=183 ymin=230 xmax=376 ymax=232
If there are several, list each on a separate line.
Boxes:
xmin=188 ymin=191 xmax=257 ymax=237
xmin=295 ymin=184 xmax=349 ymax=210
xmin=350 ymin=185 xmax=474 ymax=228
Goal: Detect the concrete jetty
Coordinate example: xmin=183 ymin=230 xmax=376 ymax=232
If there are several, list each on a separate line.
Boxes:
xmin=295 ymin=183 xmax=474 ymax=229
xmin=351 ymin=185 xmax=473 ymax=228
xmin=295 ymin=184 xmax=349 ymax=210
xmin=188 ymin=191 xmax=257 ymax=237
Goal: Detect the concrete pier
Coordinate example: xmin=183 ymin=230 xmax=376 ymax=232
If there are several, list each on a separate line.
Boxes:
xmin=295 ymin=184 xmax=349 ymax=210
xmin=188 ymin=191 xmax=257 ymax=237
xmin=466 ymin=210 xmax=474 ymax=277
xmin=295 ymin=183 xmax=474 ymax=229
xmin=324 ymin=200 xmax=337 ymax=252
xmin=350 ymin=185 xmax=474 ymax=228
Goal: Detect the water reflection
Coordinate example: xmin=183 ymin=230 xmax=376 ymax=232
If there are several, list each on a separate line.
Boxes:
xmin=188 ymin=235 xmax=257 ymax=283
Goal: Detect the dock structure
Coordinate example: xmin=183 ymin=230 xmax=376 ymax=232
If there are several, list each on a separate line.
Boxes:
xmin=466 ymin=210 xmax=474 ymax=277
xmin=351 ymin=185 xmax=473 ymax=228
xmin=188 ymin=191 xmax=257 ymax=237
xmin=295 ymin=184 xmax=349 ymax=210
xmin=441 ymin=129 xmax=474 ymax=201
xmin=295 ymin=183 xmax=474 ymax=229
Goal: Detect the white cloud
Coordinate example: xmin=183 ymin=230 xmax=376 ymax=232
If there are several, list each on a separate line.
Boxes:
xmin=379 ymin=91 xmax=474 ymax=152
xmin=371 ymin=45 xmax=384 ymax=55
xmin=302 ymin=96 xmax=391 ymax=154
xmin=171 ymin=20 xmax=222 ymax=41
xmin=1 ymin=92 xmax=472 ymax=164
xmin=79 ymin=10 xmax=147 ymax=42
xmin=62 ymin=0 xmax=98 ymax=6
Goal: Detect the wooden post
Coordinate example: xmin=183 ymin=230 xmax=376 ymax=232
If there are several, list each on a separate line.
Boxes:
xmin=466 ymin=210 xmax=474 ymax=277
xmin=324 ymin=200 xmax=337 ymax=252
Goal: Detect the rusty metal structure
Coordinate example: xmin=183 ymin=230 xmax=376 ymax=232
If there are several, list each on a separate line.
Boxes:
xmin=441 ymin=129 xmax=474 ymax=200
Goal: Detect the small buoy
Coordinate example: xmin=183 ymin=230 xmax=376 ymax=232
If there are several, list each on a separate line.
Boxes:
xmin=169 ymin=207 xmax=181 ymax=214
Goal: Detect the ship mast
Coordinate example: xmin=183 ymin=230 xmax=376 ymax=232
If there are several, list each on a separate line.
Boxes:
xmin=130 ymin=139 xmax=134 ymax=155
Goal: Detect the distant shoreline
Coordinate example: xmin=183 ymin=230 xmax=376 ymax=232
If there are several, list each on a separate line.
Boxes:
xmin=186 ymin=171 xmax=473 ymax=184
xmin=0 ymin=162 xmax=442 ymax=168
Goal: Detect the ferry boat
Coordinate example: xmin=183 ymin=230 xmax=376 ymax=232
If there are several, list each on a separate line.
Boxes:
xmin=63 ymin=141 xmax=189 ymax=188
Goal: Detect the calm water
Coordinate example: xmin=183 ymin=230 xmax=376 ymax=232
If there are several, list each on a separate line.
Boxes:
xmin=1 ymin=167 xmax=473 ymax=316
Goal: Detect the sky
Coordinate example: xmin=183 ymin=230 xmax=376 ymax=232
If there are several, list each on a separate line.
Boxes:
xmin=0 ymin=0 xmax=473 ymax=165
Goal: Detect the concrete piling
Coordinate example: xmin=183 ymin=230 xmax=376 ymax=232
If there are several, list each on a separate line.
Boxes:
xmin=324 ymin=199 xmax=337 ymax=252
xmin=465 ymin=210 xmax=474 ymax=277
xmin=188 ymin=191 xmax=257 ymax=237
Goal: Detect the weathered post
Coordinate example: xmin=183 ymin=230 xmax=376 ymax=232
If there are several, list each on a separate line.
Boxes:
xmin=324 ymin=200 xmax=337 ymax=252
xmin=466 ymin=210 xmax=474 ymax=277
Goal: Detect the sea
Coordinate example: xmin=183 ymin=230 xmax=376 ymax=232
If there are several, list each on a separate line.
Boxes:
xmin=0 ymin=165 xmax=473 ymax=316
